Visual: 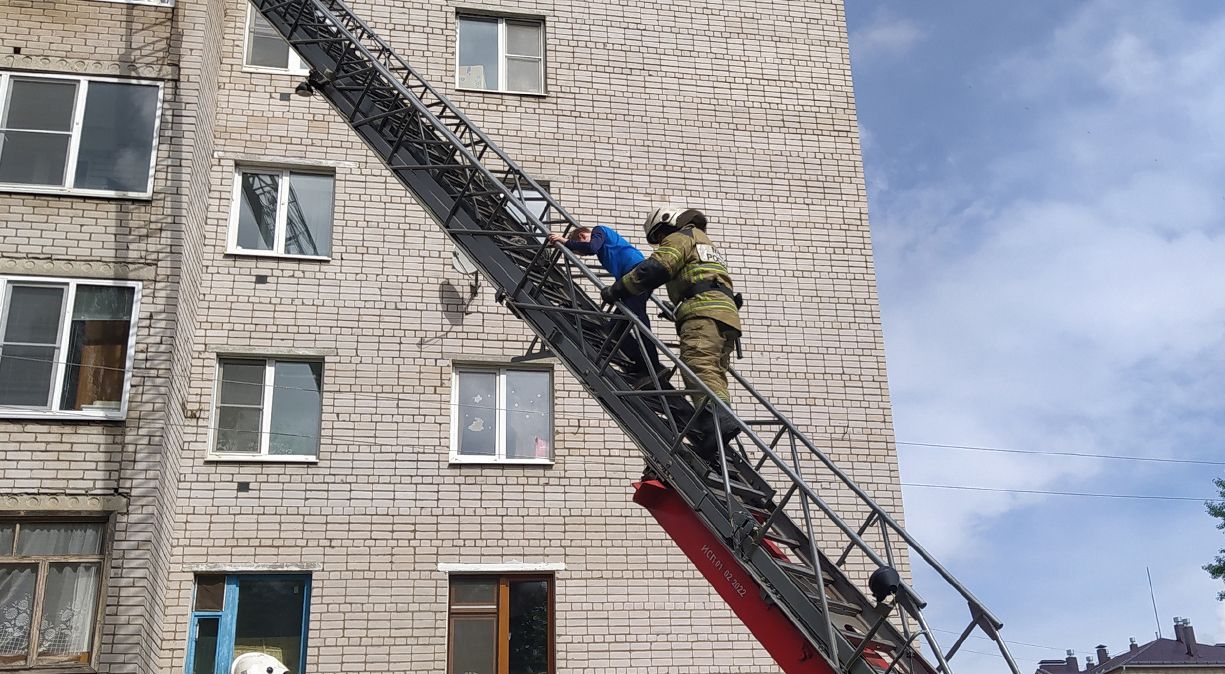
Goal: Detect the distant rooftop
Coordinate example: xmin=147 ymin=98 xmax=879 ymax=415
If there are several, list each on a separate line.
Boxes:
xmin=1035 ymin=617 xmax=1225 ymax=674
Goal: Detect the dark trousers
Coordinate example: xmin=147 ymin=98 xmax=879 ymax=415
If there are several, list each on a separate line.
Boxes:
xmin=622 ymin=292 xmax=663 ymax=376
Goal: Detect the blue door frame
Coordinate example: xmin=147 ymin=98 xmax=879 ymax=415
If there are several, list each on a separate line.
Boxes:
xmin=184 ymin=574 xmax=312 ymax=674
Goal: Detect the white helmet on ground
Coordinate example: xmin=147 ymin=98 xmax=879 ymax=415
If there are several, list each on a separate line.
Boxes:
xmin=642 ymin=204 xmax=708 ymax=243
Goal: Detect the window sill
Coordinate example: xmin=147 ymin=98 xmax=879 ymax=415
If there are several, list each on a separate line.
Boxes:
xmin=449 ymin=457 xmax=554 ymax=466
xmin=93 ymin=0 xmax=174 ymax=5
xmin=0 ymin=409 xmax=125 ymax=422
xmin=0 ymin=184 xmax=153 ymax=200
xmin=204 ymin=454 xmax=319 ymax=464
xmin=455 ymin=86 xmax=548 ymax=99
xmin=225 ymin=250 xmax=331 ymax=262
xmin=242 ymin=66 xmax=311 ymax=77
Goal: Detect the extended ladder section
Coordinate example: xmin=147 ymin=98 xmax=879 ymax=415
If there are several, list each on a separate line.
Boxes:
xmin=250 ymin=2 xmax=1022 ymax=672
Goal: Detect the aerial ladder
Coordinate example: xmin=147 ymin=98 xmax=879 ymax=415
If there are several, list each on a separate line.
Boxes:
xmin=249 ymin=1 xmax=1023 ymax=672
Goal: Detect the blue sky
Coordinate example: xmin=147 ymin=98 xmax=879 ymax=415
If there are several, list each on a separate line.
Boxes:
xmin=845 ymin=2 xmax=1225 ymax=671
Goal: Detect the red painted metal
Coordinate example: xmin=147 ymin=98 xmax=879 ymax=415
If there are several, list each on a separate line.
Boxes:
xmin=633 ymin=479 xmax=839 ymax=674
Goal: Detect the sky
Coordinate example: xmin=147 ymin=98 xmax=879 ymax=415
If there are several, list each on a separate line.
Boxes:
xmin=844 ymin=2 xmax=1225 ymax=672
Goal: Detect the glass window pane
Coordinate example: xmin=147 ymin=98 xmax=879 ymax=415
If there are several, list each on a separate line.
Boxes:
xmin=219 ymin=359 xmax=266 ymax=406
xmin=59 ymin=286 xmax=135 ymax=412
xmin=506 ymin=57 xmax=543 ymax=94
xmin=74 ymin=82 xmax=159 ymax=193
xmin=37 ymin=562 xmax=99 ymax=663
xmin=0 ymin=524 xmax=12 ymax=556
xmin=268 ymin=361 xmax=322 ymax=457
xmin=194 ymin=576 xmax=226 ymax=612
xmin=216 ymin=407 xmax=262 ymax=454
xmin=456 ymin=371 xmax=497 ymax=456
xmin=450 ymin=577 xmax=496 ymax=607
xmin=236 ymin=172 xmax=280 ymax=251
xmin=505 ymin=371 xmax=551 ymax=459
xmin=0 ymin=564 xmax=37 ymax=666
xmin=0 ymin=345 xmax=57 ymax=407
xmin=450 ymin=616 xmax=496 ymax=674
xmin=504 ymin=186 xmax=549 ymax=226
xmin=506 ymin=21 xmax=542 ymax=57
xmin=457 ymin=17 xmax=499 ymax=90
xmin=3 ymin=285 xmax=65 ymax=344
xmin=15 ymin=523 xmax=104 ymax=556
xmin=284 ymin=173 xmax=333 ymax=257
xmin=0 ymin=130 xmax=71 ymax=186
xmin=4 ymin=79 xmax=77 ymax=131
xmin=508 ymin=579 xmax=550 ymax=674
xmin=190 ymin=617 xmax=219 ymax=674
xmin=234 ymin=576 xmax=307 ymax=674
xmin=248 ymin=13 xmax=292 ymax=69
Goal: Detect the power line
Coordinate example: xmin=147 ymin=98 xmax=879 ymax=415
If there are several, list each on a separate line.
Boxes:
xmin=902 ymin=482 xmax=1210 ymax=502
xmin=899 ymin=440 xmax=1225 ymax=467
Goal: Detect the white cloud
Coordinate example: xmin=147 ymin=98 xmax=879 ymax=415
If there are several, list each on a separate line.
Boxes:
xmin=850 ymin=11 xmax=925 ymax=61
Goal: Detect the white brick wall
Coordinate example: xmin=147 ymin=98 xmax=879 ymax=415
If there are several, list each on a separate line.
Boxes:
xmin=0 ymin=0 xmax=902 ymax=672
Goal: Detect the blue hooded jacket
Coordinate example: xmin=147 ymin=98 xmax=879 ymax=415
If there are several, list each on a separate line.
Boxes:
xmin=564 ymin=225 xmax=644 ymax=280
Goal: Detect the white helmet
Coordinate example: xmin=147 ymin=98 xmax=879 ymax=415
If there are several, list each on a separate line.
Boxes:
xmin=642 ymin=204 xmax=708 ymax=244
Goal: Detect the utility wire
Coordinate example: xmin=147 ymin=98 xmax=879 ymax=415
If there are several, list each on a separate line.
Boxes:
xmin=899 ymin=440 xmax=1225 ymax=467
xmin=902 ymin=482 xmax=1211 ymax=502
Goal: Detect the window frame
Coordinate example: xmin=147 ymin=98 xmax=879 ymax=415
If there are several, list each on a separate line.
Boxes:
xmin=226 ymin=165 xmax=336 ymax=260
xmin=0 ymin=517 xmax=112 ymax=672
xmin=91 ymin=0 xmax=174 ymax=6
xmin=449 ymin=365 xmax=554 ymax=465
xmin=446 ymin=574 xmax=555 ymax=674
xmin=454 ymin=14 xmax=546 ymax=96
xmin=243 ymin=6 xmax=309 ymax=75
xmin=184 ymin=573 xmax=312 ymax=674
xmin=0 ymin=276 xmax=141 ymax=421
xmin=207 ymin=357 xmax=324 ymax=463
xmin=0 ymin=70 xmax=163 ymax=199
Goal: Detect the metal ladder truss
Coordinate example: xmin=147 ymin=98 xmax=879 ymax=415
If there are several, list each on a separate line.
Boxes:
xmin=249 ymin=1 xmax=1021 ymax=672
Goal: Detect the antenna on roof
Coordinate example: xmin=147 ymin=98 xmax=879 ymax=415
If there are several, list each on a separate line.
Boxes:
xmin=1147 ymin=566 xmax=1162 ymax=639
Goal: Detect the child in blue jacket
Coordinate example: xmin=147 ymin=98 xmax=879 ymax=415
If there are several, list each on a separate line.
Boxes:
xmin=548 ymin=225 xmax=666 ymax=386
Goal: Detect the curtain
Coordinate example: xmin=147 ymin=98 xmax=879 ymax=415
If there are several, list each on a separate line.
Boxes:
xmin=0 ymin=565 xmax=36 ymax=663
xmin=38 ymin=563 xmax=99 ymax=662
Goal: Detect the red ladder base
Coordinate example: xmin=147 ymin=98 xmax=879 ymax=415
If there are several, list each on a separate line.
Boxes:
xmin=633 ymin=479 xmax=838 ymax=674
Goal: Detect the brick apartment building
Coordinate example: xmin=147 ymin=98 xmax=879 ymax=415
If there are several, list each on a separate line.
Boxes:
xmin=0 ymin=0 xmax=902 ymax=672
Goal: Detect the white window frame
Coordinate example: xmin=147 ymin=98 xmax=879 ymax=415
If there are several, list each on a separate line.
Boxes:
xmin=207 ymin=357 xmax=323 ymax=463
xmin=455 ymin=14 xmax=546 ymax=95
xmin=449 ymin=365 xmax=553 ymax=465
xmin=0 ymin=71 xmax=163 ymax=199
xmin=91 ymin=0 xmax=174 ymax=6
xmin=0 ymin=276 xmax=141 ymax=421
xmin=243 ymin=6 xmax=309 ymax=75
xmin=226 ymin=165 xmax=335 ymax=260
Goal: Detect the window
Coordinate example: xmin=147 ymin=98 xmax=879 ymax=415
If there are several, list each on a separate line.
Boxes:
xmin=0 ymin=71 xmax=161 ymax=197
xmin=0 ymin=277 xmax=140 ymax=419
xmin=448 ymin=575 xmax=553 ymax=674
xmin=451 ymin=367 xmax=552 ymax=463
xmin=456 ymin=16 xmax=544 ymax=94
xmin=211 ymin=358 xmax=323 ymax=459
xmin=185 ymin=575 xmax=310 ymax=674
xmin=0 ymin=520 xmax=107 ymax=669
xmin=503 ymin=181 xmax=550 ymax=227
xmin=245 ymin=8 xmax=307 ymax=72
xmin=228 ymin=167 xmax=335 ymax=258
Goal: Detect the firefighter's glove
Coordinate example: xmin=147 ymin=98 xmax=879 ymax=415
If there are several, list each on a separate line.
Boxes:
xmin=600 ymin=281 xmax=627 ymax=305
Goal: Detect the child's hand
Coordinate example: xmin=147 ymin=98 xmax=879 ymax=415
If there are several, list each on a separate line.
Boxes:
xmin=547 ymin=232 xmax=565 ymax=244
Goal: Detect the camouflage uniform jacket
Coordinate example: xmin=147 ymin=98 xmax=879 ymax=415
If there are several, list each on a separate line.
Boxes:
xmin=619 ymin=226 xmax=741 ymax=332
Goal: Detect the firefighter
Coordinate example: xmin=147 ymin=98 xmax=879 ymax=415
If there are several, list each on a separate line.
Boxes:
xmin=600 ymin=205 xmax=742 ymax=461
